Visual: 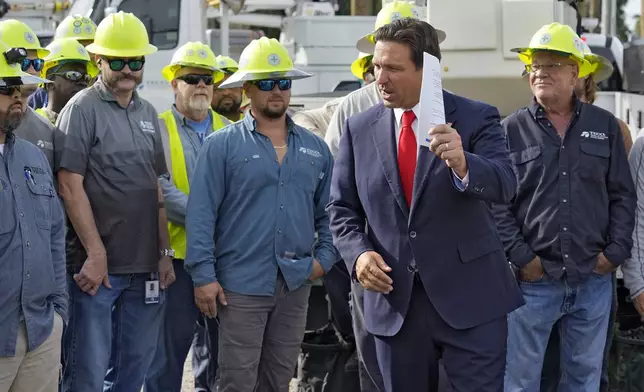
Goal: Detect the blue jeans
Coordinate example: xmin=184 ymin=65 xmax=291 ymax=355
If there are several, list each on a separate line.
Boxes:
xmin=61 ymin=273 xmax=165 ymax=392
xmin=505 ymin=272 xmax=612 ymax=392
xmin=144 ymin=259 xmax=219 ymax=392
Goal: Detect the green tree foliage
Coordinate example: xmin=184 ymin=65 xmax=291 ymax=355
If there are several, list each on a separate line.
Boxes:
xmin=617 ymin=0 xmax=630 ymax=41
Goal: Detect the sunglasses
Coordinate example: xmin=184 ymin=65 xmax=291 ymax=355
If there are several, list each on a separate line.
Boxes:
xmin=21 ymin=58 xmax=44 ymax=72
xmin=105 ymin=58 xmax=145 ymax=72
xmin=252 ymin=79 xmax=291 ymax=92
xmin=0 ymin=86 xmax=21 ymax=96
xmin=177 ymin=74 xmax=214 ymax=86
xmin=51 ymin=71 xmax=91 ymax=84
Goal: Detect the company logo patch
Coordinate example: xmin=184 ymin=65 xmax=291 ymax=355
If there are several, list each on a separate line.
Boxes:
xmin=580 ymin=131 xmax=608 ymax=140
xmin=299 ymin=147 xmax=322 ymax=158
xmin=140 ymin=120 xmax=156 ymax=133
xmin=267 ymin=54 xmax=281 ymax=66
xmin=36 ymin=140 xmax=53 ymax=150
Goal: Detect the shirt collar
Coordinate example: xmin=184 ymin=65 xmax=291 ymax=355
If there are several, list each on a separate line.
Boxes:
xmin=94 ymin=77 xmax=142 ymax=108
xmin=170 ymin=105 xmax=212 ymax=126
xmin=393 ymin=104 xmax=420 ymax=126
xmin=528 ymin=96 xmax=582 ymax=120
xmin=242 ymin=110 xmax=300 ymax=135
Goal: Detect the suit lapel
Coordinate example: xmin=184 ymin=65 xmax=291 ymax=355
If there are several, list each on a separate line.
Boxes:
xmin=371 ymin=107 xmax=410 ymax=216
xmin=409 ymin=91 xmax=458 ymax=217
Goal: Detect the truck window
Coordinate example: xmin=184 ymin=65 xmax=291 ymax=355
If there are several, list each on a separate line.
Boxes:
xmin=118 ymin=0 xmax=181 ymax=50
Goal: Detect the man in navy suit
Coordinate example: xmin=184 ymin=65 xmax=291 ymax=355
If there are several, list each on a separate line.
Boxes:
xmin=326 ymin=18 xmax=525 ymax=392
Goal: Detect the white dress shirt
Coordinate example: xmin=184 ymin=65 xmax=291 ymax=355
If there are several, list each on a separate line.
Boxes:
xmin=392 ymin=105 xmax=469 ymax=188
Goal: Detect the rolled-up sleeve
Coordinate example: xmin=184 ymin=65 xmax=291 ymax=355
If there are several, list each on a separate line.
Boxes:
xmin=184 ymin=134 xmax=226 ymax=287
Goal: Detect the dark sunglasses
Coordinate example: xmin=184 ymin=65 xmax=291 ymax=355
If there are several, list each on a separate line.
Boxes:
xmin=21 ymin=58 xmax=44 ymax=72
xmin=252 ymin=79 xmax=291 ymax=92
xmin=177 ymin=74 xmax=214 ymax=86
xmin=0 ymin=86 xmax=21 ymax=96
xmin=105 ymin=58 xmax=145 ymax=72
xmin=51 ymin=71 xmax=91 ymax=84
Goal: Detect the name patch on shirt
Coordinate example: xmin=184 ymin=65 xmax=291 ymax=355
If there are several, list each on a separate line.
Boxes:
xmin=299 ymin=147 xmax=322 ymax=158
xmin=580 ymin=131 xmax=608 ymax=141
xmin=139 ymin=120 xmax=156 ymax=133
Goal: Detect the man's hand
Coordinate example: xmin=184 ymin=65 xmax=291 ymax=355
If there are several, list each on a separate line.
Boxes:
xmin=194 ymin=282 xmax=227 ymax=318
xmin=634 ymin=292 xmax=644 ymax=318
xmin=520 ymin=257 xmax=544 ymax=282
xmin=159 ymin=256 xmax=176 ymax=289
xmin=74 ymin=250 xmax=110 ymax=296
xmin=428 ymin=124 xmax=467 ymax=178
xmin=309 ymin=259 xmax=325 ymax=281
xmin=355 ymin=251 xmax=393 ymax=294
xmin=594 ymin=252 xmax=617 ymax=275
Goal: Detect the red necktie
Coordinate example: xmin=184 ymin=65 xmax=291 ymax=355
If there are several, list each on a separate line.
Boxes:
xmin=398 ymin=110 xmax=417 ymax=207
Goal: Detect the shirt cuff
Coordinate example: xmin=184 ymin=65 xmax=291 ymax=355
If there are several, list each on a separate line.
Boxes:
xmin=451 ymin=169 xmax=469 ymax=191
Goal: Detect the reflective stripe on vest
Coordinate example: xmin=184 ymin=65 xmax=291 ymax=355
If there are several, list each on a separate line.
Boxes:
xmin=159 ymin=109 xmax=226 ymax=260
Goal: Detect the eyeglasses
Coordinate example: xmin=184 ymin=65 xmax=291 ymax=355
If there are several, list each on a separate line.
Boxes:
xmin=177 ymin=74 xmax=214 ymax=86
xmin=105 ymin=58 xmax=145 ymax=72
xmin=0 ymin=86 xmax=21 ymax=96
xmin=252 ymin=79 xmax=291 ymax=92
xmin=21 ymin=58 xmax=44 ymax=72
xmin=50 ymin=71 xmax=91 ymax=84
xmin=525 ymin=63 xmax=571 ymax=73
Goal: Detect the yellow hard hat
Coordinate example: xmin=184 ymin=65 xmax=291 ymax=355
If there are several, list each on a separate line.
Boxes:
xmin=0 ymin=20 xmax=50 ymax=58
xmin=0 ymin=42 xmax=50 ymax=86
xmin=215 ymin=55 xmax=239 ymax=74
xmin=219 ymin=37 xmax=312 ymax=89
xmin=86 ymin=11 xmax=157 ymax=58
xmin=580 ymin=40 xmax=614 ymax=83
xmin=161 ymin=42 xmax=224 ymax=83
xmin=511 ymin=23 xmax=593 ymax=78
xmin=350 ymin=52 xmax=373 ymax=80
xmin=55 ymin=15 xmax=97 ymax=42
xmin=356 ymin=1 xmax=446 ymax=54
xmin=41 ymin=38 xmax=100 ymax=78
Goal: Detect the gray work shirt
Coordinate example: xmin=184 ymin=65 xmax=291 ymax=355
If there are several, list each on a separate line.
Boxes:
xmin=0 ymin=133 xmax=67 ymax=356
xmin=159 ymin=106 xmax=230 ymax=227
xmin=14 ymin=107 xmax=57 ymax=171
xmin=55 ymin=78 xmax=167 ymax=274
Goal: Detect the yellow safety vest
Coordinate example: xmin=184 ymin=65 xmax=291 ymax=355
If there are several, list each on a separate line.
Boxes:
xmin=159 ymin=109 xmax=226 ymax=260
xmin=35 ymin=107 xmax=56 ymax=124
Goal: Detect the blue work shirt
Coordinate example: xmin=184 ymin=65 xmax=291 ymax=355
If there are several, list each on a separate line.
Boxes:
xmin=185 ymin=113 xmax=337 ymax=295
xmin=0 ymin=133 xmax=67 ymax=356
xmin=27 ymin=87 xmax=48 ymax=110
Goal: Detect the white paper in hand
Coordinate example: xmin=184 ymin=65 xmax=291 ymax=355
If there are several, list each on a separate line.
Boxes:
xmin=417 ymin=52 xmax=445 ymax=148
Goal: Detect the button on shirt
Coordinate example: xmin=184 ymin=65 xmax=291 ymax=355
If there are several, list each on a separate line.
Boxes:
xmin=493 ymin=98 xmax=635 ymax=283
xmin=0 ymin=134 xmax=67 ymax=356
xmin=56 ymin=78 xmax=167 ymax=274
xmin=184 ymin=114 xmax=337 ymax=295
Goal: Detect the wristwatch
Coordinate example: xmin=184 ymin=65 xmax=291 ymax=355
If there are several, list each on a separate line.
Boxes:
xmin=160 ymin=248 xmax=175 ymax=258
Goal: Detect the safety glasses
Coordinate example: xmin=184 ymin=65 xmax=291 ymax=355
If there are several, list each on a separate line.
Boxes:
xmin=0 ymin=86 xmax=21 ymax=96
xmin=105 ymin=58 xmax=145 ymax=72
xmin=177 ymin=74 xmax=214 ymax=86
xmin=50 ymin=71 xmax=91 ymax=84
xmin=21 ymin=58 xmax=44 ymax=72
xmin=252 ymin=79 xmax=291 ymax=92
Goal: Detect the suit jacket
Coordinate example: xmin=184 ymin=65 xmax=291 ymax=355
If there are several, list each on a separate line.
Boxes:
xmin=327 ymin=90 xmax=525 ymax=337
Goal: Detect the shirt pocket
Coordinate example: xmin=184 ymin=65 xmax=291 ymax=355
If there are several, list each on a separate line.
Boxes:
xmin=510 ymin=145 xmax=543 ymax=189
xmin=26 ymin=179 xmax=55 ymax=230
xmin=0 ymin=180 xmax=16 ymax=235
xmin=291 ymin=157 xmax=323 ymax=196
xmin=229 ymin=155 xmax=272 ymax=191
xmin=579 ymin=141 xmax=610 ymax=183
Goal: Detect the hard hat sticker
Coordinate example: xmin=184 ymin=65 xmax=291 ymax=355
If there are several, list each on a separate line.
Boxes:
xmin=539 ymin=33 xmax=551 ymax=45
xmin=411 ymin=9 xmax=420 ymax=18
xmin=390 ymin=12 xmax=401 ymax=20
xmin=73 ymin=21 xmax=82 ymax=27
xmin=573 ymin=38 xmax=583 ymax=53
xmin=74 ymin=27 xmax=82 ymax=34
xmin=84 ymin=25 xmax=93 ymax=34
xmin=267 ymin=54 xmax=281 ymax=66
xmin=24 ymin=32 xmax=35 ymax=44
xmin=186 ymin=49 xmax=195 ymax=57
xmin=78 ymin=46 xmax=87 ymax=56
xmin=197 ymin=49 xmax=208 ymax=58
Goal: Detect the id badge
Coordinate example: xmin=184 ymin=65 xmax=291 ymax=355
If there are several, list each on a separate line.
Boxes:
xmin=145 ymin=272 xmax=160 ymax=305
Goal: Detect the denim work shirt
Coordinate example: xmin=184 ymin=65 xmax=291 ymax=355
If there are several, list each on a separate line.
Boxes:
xmin=492 ymin=98 xmax=635 ymax=283
xmin=0 ymin=134 xmax=67 ymax=356
xmin=184 ymin=114 xmax=337 ymax=295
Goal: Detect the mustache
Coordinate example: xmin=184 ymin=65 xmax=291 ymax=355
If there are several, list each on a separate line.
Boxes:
xmin=115 ymin=74 xmax=138 ymax=82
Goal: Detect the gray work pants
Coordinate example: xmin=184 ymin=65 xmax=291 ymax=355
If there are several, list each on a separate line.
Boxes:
xmin=218 ymin=275 xmax=311 ymax=392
